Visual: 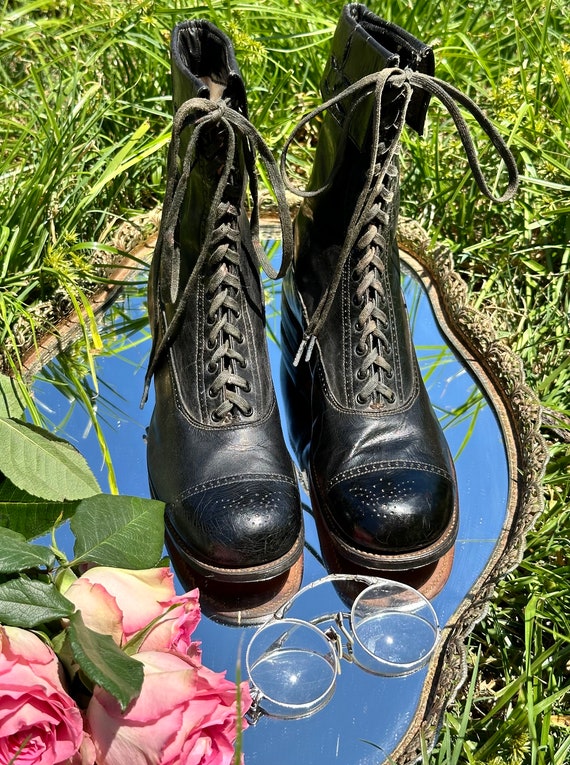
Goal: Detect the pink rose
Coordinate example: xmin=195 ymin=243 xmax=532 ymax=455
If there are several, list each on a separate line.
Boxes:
xmin=87 ymin=650 xmax=252 ymax=765
xmin=0 ymin=625 xmax=85 ymax=765
xmin=65 ymin=566 xmax=201 ymax=653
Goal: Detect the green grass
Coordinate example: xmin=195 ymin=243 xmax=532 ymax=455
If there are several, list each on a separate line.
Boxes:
xmin=1 ymin=0 xmax=569 ymax=762
xmin=0 ymin=0 xmax=170 ymax=378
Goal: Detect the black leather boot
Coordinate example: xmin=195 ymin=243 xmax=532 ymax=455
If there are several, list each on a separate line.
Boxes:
xmin=142 ymin=20 xmax=303 ymax=582
xmin=280 ymin=4 xmax=518 ymax=571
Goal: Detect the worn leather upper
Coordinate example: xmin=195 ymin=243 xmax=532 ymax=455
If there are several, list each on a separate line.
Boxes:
xmin=280 ymin=4 xmax=458 ymax=569
xmin=146 ymin=20 xmax=302 ymax=580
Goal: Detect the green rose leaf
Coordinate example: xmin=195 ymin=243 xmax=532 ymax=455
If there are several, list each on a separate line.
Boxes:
xmin=0 ymin=478 xmax=78 ymax=539
xmin=0 ymin=418 xmax=100 ymax=501
xmin=0 ymin=374 xmax=25 ymax=419
xmin=67 ymin=610 xmax=144 ymax=712
xmin=0 ymin=527 xmax=55 ymax=573
xmin=71 ymin=494 xmax=165 ymax=569
xmin=0 ymin=577 xmax=74 ymax=627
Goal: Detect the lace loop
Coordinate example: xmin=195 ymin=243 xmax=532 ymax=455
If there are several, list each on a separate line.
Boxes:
xmin=141 ymin=97 xmax=294 ymax=408
xmin=281 ymin=67 xmax=519 ymax=362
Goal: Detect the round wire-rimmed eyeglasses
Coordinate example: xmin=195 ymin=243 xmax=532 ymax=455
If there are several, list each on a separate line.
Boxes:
xmin=246 ymin=574 xmax=440 ymax=720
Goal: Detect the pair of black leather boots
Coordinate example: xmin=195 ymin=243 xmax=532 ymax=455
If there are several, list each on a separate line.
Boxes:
xmin=142 ymin=4 xmax=518 ymax=585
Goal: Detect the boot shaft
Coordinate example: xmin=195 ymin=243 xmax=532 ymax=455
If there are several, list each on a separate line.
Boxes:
xmin=146 ymin=20 xmax=273 ymax=426
xmin=321 ymin=4 xmax=434 ymax=145
xmin=168 ymin=21 xmax=249 ymax=287
xmin=293 ymin=6 xmax=434 ymax=292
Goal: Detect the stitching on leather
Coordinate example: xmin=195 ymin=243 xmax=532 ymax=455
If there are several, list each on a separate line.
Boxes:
xmin=197 ymin=281 xmax=208 ymax=421
xmin=384 ymin=240 xmax=401 ymax=398
xmin=328 ymin=459 xmax=452 ymax=489
xmin=316 ymin=360 xmax=418 ymax=415
xmin=175 ymin=377 xmax=279 ymax=431
xmin=342 ymin=265 xmax=354 ymax=407
xmin=239 ymin=251 xmax=261 ymax=398
xmin=174 ymin=472 xmax=298 ymax=502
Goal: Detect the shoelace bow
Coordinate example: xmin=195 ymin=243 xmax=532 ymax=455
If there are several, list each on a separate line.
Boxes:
xmin=141 ymin=98 xmax=294 ymax=409
xmin=281 ymin=67 xmax=520 ymax=374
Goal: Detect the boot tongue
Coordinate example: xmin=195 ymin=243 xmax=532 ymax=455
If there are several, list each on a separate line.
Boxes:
xmin=321 ymin=5 xmax=434 ymax=147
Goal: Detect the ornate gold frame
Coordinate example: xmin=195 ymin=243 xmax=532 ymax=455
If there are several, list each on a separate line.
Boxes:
xmin=392 ymin=219 xmax=548 ymax=763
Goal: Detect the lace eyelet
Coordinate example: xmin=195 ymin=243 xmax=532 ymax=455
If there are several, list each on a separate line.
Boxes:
xmin=243 ymin=381 xmax=251 ymax=393
xmin=206 ymin=338 xmax=217 ymax=351
xmin=207 ymin=387 xmax=216 ymax=398
xmin=355 ymin=343 xmax=366 ymax=357
xmin=352 ymin=294 xmax=363 ymax=307
xmin=356 ymin=368 xmax=367 ymax=381
xmin=356 ymin=393 xmax=368 ymax=406
xmin=243 ymin=405 xmax=254 ymax=417
xmin=207 ymin=361 xmax=217 ymax=374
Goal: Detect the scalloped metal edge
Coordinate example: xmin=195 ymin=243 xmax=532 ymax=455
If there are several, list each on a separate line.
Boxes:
xmin=390 ymin=218 xmax=549 ymax=764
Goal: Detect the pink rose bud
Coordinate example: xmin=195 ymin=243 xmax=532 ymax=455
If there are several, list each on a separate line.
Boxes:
xmin=0 ymin=625 xmax=85 ymax=765
xmin=65 ymin=566 xmax=201 ymax=653
xmin=87 ymin=650 xmax=251 ymax=765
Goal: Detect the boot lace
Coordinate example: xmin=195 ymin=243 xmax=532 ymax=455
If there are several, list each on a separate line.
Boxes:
xmin=141 ymin=98 xmax=293 ymax=415
xmin=281 ymin=67 xmax=519 ymax=406
xmin=204 ymin=195 xmax=251 ymax=421
xmin=352 ymin=146 xmax=399 ymax=406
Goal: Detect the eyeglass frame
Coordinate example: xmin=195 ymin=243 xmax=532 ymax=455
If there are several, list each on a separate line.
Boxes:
xmin=245 ymin=573 xmax=440 ymax=720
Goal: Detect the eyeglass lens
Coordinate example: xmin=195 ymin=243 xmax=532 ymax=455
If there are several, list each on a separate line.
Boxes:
xmin=351 ymin=582 xmax=439 ymax=674
xmin=247 ymin=619 xmax=338 ymax=717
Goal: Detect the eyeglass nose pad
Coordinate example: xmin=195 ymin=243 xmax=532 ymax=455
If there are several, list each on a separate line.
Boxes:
xmin=350 ymin=581 xmax=439 ymax=676
xmin=245 ymin=618 xmax=339 ymax=719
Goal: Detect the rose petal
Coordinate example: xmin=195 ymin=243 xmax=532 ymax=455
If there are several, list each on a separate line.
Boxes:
xmin=75 ymin=567 xmax=175 ymax=639
xmin=138 ymin=590 xmax=201 ymax=654
xmin=0 ymin=627 xmax=83 ymax=765
xmin=87 ymin=651 xmax=249 ymax=765
xmin=64 ymin=580 xmax=124 ymax=645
